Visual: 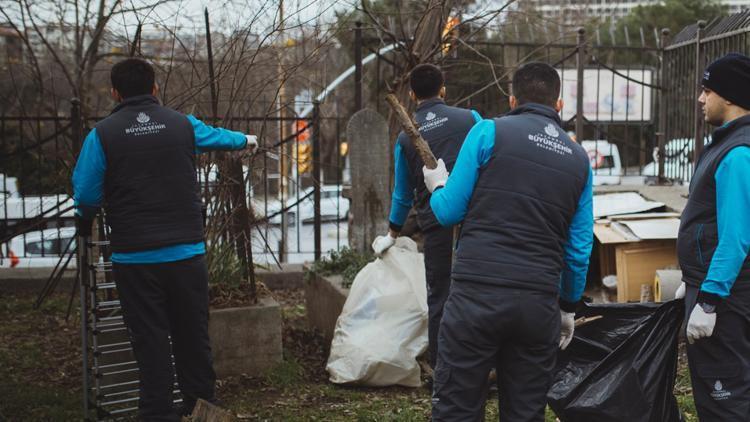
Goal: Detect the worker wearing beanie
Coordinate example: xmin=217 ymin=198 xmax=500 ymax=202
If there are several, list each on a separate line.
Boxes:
xmin=673 ymin=52 xmax=750 ymax=421
xmin=371 ymin=63 xmax=481 ymax=371
xmin=422 ymin=62 xmax=593 ymax=421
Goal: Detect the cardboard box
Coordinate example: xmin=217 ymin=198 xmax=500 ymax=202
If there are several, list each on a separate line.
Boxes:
xmin=614 ymin=241 xmax=677 ymax=302
xmin=594 ymin=214 xmax=679 ymax=303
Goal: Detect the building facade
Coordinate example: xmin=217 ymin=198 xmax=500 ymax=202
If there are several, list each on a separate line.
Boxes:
xmin=525 ymin=0 xmax=750 ymax=24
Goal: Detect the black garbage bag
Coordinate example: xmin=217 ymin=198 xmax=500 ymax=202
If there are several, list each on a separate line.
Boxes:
xmin=547 ymin=300 xmax=684 ymax=422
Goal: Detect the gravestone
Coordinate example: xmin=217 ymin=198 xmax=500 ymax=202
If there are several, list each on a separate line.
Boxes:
xmin=346 ymin=109 xmax=390 ymax=253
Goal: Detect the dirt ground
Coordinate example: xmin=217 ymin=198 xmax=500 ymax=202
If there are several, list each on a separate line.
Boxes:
xmin=0 ymin=287 xmax=697 ymax=421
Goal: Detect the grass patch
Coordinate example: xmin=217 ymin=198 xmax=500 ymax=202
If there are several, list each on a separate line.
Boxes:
xmin=0 ymin=290 xmax=704 ymax=421
xmin=265 ymin=358 xmax=306 ymax=389
xmin=0 ymin=293 xmax=82 ymax=420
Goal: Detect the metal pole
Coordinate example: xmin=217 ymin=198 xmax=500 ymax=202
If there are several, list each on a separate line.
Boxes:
xmin=575 ymin=27 xmax=586 ymax=142
xmin=204 ymin=8 xmax=218 ymax=122
xmin=71 ymin=98 xmax=82 ymax=156
xmin=658 ymin=28 xmax=670 ymax=183
xmin=312 ymin=102 xmax=322 ymax=261
xmin=694 ymin=20 xmax=707 ymax=162
xmin=78 ymin=233 xmax=90 ymax=419
xmin=354 ymin=21 xmax=363 ymax=112
xmin=278 ymin=0 xmax=288 ymax=263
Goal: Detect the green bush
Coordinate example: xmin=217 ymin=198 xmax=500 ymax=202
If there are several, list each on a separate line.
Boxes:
xmin=305 ymin=248 xmax=373 ymax=288
xmin=206 ymin=242 xmax=245 ymax=289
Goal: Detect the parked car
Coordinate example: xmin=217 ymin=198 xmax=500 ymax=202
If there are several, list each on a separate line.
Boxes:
xmin=642 ymin=137 xmax=710 ymax=184
xmin=581 ymin=140 xmax=623 ymax=186
xmin=0 ymin=227 xmax=77 ymax=269
xmin=266 ymin=185 xmax=349 ymax=225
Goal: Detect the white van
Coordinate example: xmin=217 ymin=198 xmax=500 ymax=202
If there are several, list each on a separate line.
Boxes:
xmin=581 ymin=140 xmax=623 ymax=186
xmin=0 ymin=227 xmax=77 ymax=269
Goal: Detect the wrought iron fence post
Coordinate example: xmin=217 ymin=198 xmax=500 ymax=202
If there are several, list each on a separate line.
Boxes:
xmin=658 ymin=28 xmax=670 ymax=183
xmin=575 ymin=27 xmax=586 ymax=142
xmin=694 ymin=20 xmax=707 ymax=162
xmin=312 ymin=101 xmax=322 ymax=261
xmin=354 ymin=21 xmax=363 ymax=112
xmin=70 ymin=98 xmax=83 ymax=156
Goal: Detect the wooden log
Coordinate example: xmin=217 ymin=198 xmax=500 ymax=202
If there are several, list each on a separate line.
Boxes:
xmin=384 ymin=93 xmax=438 ymax=169
xmin=183 ymin=399 xmax=234 ymax=422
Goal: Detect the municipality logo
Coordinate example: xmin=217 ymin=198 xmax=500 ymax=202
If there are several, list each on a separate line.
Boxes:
xmin=136 ymin=112 xmax=151 ymax=124
xmin=426 ymin=112 xmax=436 ymax=121
xmin=544 ymin=123 xmax=559 ymax=138
xmin=710 ymin=379 xmax=731 ymax=400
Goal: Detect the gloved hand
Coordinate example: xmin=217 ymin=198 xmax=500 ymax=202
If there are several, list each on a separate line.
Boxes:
xmin=560 ymin=310 xmax=575 ymax=350
xmin=686 ymin=304 xmax=716 ymax=344
xmin=422 ymin=158 xmax=449 ymax=193
xmin=245 ymin=135 xmax=259 ymax=154
xmin=75 ymin=215 xmax=93 ymax=237
xmin=674 ymin=282 xmax=686 ymax=299
xmin=372 ymin=233 xmax=397 ymax=256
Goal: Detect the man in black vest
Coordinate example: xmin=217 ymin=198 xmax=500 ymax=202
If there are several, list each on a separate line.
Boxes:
xmin=371 ymin=63 xmax=481 ymax=370
xmin=72 ymin=58 xmax=256 ymax=420
xmin=421 ymin=62 xmax=593 ymax=421
xmin=673 ymin=53 xmax=750 ymax=421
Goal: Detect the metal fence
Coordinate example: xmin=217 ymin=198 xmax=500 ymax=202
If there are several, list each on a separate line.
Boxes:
xmin=662 ymin=10 xmax=750 ymax=182
xmin=355 ymin=23 xmax=666 ymax=184
xmin=0 ymin=105 xmax=348 ymax=270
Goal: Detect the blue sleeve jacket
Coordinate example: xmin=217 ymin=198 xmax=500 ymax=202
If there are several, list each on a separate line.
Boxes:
xmin=388 ymin=109 xmax=482 ymax=228
xmin=429 ymin=119 xmax=594 ymax=304
xmin=700 ymin=146 xmax=750 ymax=299
xmin=71 ymin=115 xmax=247 ymax=263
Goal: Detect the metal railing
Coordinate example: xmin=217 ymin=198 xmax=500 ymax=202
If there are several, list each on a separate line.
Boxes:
xmin=0 ymin=104 xmax=348 ymax=268
xmin=662 ymin=10 xmax=750 ymax=183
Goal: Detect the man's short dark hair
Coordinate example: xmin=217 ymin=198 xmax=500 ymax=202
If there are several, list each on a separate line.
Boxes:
xmin=512 ymin=62 xmax=561 ymax=107
xmin=409 ymin=64 xmax=445 ymax=100
xmin=111 ymin=58 xmax=155 ymax=99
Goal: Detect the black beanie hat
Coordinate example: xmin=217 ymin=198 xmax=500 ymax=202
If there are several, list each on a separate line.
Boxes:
xmin=702 ymin=53 xmax=750 ymax=110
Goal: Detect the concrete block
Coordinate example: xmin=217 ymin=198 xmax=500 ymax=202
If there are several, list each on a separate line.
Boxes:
xmin=256 ymin=263 xmax=304 ymax=290
xmin=304 ymin=270 xmax=349 ymax=342
xmin=0 ymin=268 xmax=75 ymax=294
xmin=209 ymin=296 xmax=283 ymax=378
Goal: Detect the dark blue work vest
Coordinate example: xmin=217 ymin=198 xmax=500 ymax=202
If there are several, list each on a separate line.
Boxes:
xmin=678 ymin=115 xmax=750 ymax=291
xmin=96 ymin=95 xmax=204 ymax=253
xmin=397 ymin=98 xmax=476 ymax=231
xmin=451 ymin=104 xmax=590 ymax=293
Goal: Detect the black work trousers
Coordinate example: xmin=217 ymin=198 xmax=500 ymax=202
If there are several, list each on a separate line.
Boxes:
xmin=114 ymin=254 xmax=216 ymax=421
xmin=432 ymin=281 xmax=560 ymax=422
xmin=685 ymin=285 xmax=750 ymax=421
xmin=422 ymin=226 xmax=455 ymax=368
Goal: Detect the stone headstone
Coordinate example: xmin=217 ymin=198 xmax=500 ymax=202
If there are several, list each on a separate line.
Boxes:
xmin=346 ymin=109 xmax=390 ymax=253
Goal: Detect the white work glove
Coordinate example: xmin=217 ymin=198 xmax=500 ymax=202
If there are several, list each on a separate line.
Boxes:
xmin=422 ymin=158 xmax=449 ymax=193
xmin=371 ymin=233 xmax=397 ymax=256
xmin=560 ymin=310 xmax=575 ymax=350
xmin=674 ymin=282 xmax=686 ymax=299
xmin=245 ymin=135 xmax=259 ymax=154
xmin=686 ymin=304 xmax=717 ymax=344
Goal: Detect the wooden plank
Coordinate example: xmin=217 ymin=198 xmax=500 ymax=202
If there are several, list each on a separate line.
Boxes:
xmin=609 ymin=212 xmax=681 ymax=220
xmin=183 ymin=399 xmax=234 ymax=422
xmin=594 ymin=223 xmax=639 ymax=245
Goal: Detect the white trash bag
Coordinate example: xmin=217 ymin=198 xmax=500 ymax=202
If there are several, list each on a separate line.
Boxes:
xmin=326 ymin=237 xmax=428 ymax=387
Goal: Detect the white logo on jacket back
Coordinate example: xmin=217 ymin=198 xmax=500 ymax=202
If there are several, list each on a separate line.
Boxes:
xmin=528 ymin=123 xmax=572 ymax=156
xmin=125 ymin=112 xmax=166 ymax=136
xmin=544 ymin=123 xmax=559 ymax=138
xmin=418 ymin=111 xmax=448 ymax=133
